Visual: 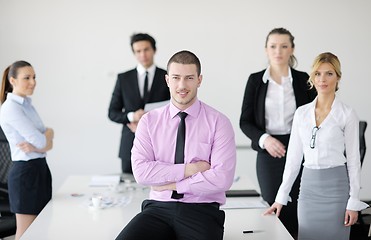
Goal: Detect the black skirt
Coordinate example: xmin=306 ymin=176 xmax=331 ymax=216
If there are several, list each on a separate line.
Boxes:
xmin=7 ymin=157 xmax=52 ymax=214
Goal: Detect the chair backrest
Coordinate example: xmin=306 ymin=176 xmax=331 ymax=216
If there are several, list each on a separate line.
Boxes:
xmin=0 ymin=127 xmax=12 ymax=185
xmin=359 ymin=121 xmax=367 ymax=167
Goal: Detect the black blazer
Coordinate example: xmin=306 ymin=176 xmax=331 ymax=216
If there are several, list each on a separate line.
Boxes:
xmin=239 ymin=68 xmax=317 ymax=152
xmin=108 ymin=67 xmax=170 ymax=159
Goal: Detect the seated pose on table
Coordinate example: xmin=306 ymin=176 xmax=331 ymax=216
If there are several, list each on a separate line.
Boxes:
xmin=115 ymin=50 xmax=236 ymax=240
xmin=0 ymin=61 xmax=54 ymax=240
xmin=264 ymin=52 xmax=369 ymax=240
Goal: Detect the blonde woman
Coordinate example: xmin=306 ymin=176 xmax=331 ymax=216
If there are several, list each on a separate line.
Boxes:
xmin=265 ymin=52 xmax=368 ymax=239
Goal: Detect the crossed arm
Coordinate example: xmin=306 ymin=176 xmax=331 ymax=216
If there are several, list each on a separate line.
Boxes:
xmin=152 ymin=161 xmax=211 ymax=191
xmin=17 ymin=128 xmax=54 ymax=153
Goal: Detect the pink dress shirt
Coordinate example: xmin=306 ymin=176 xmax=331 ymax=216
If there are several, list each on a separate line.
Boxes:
xmin=132 ymin=99 xmax=236 ymax=205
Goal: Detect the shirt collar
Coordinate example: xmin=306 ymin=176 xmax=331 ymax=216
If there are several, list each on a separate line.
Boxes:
xmin=262 ymin=66 xmax=293 ymax=84
xmin=136 ymin=64 xmax=156 ymax=76
xmin=311 ymin=96 xmax=338 ymax=109
xmin=169 ymin=99 xmax=200 ymax=119
xmin=7 ymin=93 xmax=30 ymax=105
xmin=327 ymin=96 xmax=340 ymax=117
xmin=310 ymin=96 xmax=340 ymax=124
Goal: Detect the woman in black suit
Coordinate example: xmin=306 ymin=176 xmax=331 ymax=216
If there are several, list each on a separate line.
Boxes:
xmin=240 ymin=28 xmax=316 ymax=238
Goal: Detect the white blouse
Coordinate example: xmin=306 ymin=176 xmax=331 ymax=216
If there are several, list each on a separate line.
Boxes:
xmin=258 ymin=67 xmax=296 ymax=148
xmin=275 ymin=97 xmax=369 ymax=211
xmin=264 ymin=66 xmax=296 ymax=135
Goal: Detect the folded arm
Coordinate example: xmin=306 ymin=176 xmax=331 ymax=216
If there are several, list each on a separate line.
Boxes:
xmin=17 ymin=127 xmax=54 ymax=153
xmin=152 ymin=161 xmax=211 ymax=191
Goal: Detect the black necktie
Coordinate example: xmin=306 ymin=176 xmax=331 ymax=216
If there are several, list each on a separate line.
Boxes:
xmin=171 ymin=112 xmax=188 ymax=199
xmin=143 ymin=71 xmax=149 ymax=105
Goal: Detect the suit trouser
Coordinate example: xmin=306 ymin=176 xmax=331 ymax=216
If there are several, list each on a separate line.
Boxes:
xmin=115 ymin=200 xmax=225 ymax=240
xmin=120 ymin=131 xmax=134 ymax=174
xmin=120 ymin=157 xmax=132 ymax=174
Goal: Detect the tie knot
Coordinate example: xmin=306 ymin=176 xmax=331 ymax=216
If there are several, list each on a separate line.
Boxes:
xmin=178 ymin=112 xmax=188 ymax=120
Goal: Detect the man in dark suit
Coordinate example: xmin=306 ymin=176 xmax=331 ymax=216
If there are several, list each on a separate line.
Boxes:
xmin=108 ymin=33 xmax=170 ymax=173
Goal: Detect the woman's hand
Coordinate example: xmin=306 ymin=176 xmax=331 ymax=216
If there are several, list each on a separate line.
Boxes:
xmin=263 ymin=202 xmax=283 ymax=217
xmin=17 ymin=142 xmax=36 ymax=153
xmin=344 ymin=210 xmax=358 ymax=226
xmin=264 ymin=136 xmax=286 ymax=158
xmin=45 ymin=127 xmax=54 ymax=139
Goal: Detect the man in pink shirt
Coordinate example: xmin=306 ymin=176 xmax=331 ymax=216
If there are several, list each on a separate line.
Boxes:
xmin=115 ymin=50 xmax=236 ymax=240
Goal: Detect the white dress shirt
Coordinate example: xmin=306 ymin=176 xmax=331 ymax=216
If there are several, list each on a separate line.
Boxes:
xmin=275 ymin=97 xmax=369 ymax=211
xmin=259 ymin=67 xmax=296 ymax=148
xmin=136 ymin=64 xmax=156 ymax=98
xmin=127 ymin=64 xmax=157 ymax=122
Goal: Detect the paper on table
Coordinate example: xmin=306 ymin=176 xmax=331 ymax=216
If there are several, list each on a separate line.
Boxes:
xmin=221 ymin=198 xmax=269 ymax=209
xmin=89 ymin=175 xmax=120 ymax=187
xmin=144 ymin=100 xmax=169 ymax=112
xmin=85 ymin=195 xmax=132 ymax=209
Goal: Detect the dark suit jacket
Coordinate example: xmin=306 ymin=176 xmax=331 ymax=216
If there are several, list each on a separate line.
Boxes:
xmin=239 ymin=68 xmax=317 ymax=152
xmin=108 ymin=67 xmax=170 ymax=161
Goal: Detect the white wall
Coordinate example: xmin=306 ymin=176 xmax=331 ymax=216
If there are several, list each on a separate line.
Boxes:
xmin=1 ymin=0 xmax=371 ymax=199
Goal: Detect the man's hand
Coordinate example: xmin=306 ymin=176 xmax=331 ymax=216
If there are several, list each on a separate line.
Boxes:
xmin=185 ymin=161 xmax=211 ymax=178
xmin=127 ymin=122 xmax=138 ymax=133
xmin=152 ymin=183 xmax=176 ymax=191
xmin=151 ymin=161 xmax=210 ymax=192
xmin=133 ymin=109 xmax=145 ymax=122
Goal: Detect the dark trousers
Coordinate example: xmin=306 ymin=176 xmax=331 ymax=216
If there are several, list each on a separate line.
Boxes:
xmin=115 ymin=200 xmax=225 ymax=240
xmin=119 ymin=130 xmax=134 ymax=174
xmin=121 ymin=157 xmax=132 ymax=174
xmin=256 ymin=134 xmax=302 ymax=238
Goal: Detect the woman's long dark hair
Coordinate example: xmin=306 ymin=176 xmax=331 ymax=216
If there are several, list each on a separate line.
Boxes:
xmin=0 ymin=61 xmax=32 ymax=104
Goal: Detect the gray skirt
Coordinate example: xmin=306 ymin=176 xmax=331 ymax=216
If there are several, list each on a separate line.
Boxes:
xmin=298 ymin=165 xmax=350 ymax=240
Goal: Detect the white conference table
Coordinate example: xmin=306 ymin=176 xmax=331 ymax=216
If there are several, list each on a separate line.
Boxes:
xmin=21 ymin=175 xmax=293 ymax=240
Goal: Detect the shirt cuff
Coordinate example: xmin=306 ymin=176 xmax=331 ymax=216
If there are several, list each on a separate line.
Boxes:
xmin=176 ymin=180 xmax=190 ymax=194
xmin=176 ymin=171 xmax=204 ymax=194
xmin=259 ymin=133 xmax=270 ymax=149
xmin=275 ymin=191 xmax=292 ymax=206
xmin=127 ymin=112 xmax=134 ymax=122
xmin=346 ymin=197 xmax=370 ymax=211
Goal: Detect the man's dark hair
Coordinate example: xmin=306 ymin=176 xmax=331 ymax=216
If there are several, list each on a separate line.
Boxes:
xmin=167 ymin=50 xmax=201 ymax=76
xmin=130 ymin=33 xmax=156 ymax=52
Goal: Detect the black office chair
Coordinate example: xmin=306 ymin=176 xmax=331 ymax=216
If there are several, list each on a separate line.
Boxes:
xmin=360 ymin=121 xmax=367 ymax=167
xmin=0 ymin=127 xmax=16 ymax=239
